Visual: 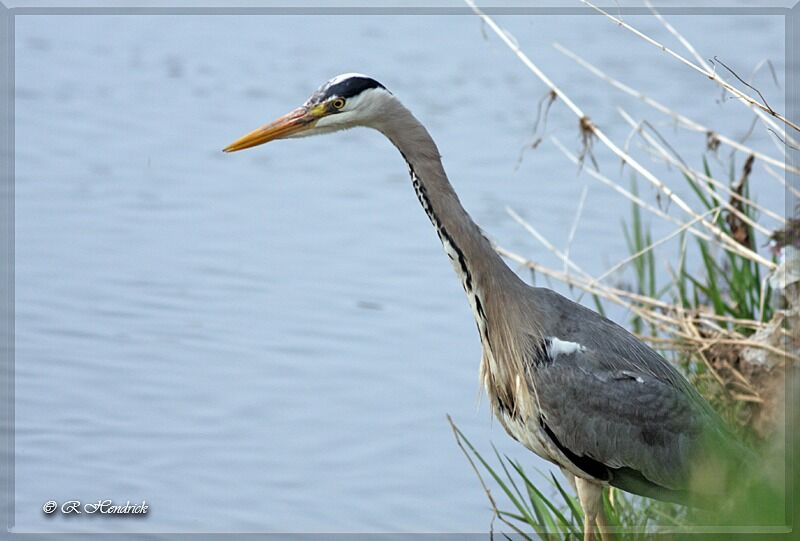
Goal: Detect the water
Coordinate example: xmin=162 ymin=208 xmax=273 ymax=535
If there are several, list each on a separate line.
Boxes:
xmin=13 ymin=10 xmax=786 ymax=534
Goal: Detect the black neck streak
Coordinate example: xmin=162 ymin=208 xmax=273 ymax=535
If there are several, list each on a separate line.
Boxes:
xmin=404 ymin=158 xmax=490 ymax=344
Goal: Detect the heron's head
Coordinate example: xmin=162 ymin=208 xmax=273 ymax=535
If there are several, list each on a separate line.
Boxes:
xmin=223 ymin=73 xmax=392 ymax=152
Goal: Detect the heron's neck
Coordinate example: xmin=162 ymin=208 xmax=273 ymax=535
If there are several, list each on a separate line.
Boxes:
xmin=375 ymin=102 xmax=524 ymax=305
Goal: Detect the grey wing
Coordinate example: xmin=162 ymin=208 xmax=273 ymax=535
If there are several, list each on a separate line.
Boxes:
xmin=533 ymin=349 xmax=701 ymax=485
xmin=519 ymin=288 xmax=747 ymax=505
xmin=531 ymin=345 xmax=737 ymax=506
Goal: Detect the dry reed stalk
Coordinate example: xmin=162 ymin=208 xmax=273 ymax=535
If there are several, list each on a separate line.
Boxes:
xmin=553 ymin=43 xmax=799 ymax=178
xmin=617 ymin=108 xmax=778 ymax=236
xmin=634 ymin=336 xmax=694 ymax=350
xmin=506 ymin=231 xmax=708 ymax=328
xmin=447 ymin=415 xmax=529 ymax=538
xmin=763 ymin=164 xmax=800 ymax=199
xmin=642 ymin=0 xmax=799 ymax=150
xmin=551 ymin=137 xmax=705 ymax=234
xmin=506 ymin=207 xmax=593 ymax=280
xmin=644 ymin=0 xmax=706 ymax=66
xmin=564 ymin=183 xmax=589 ymax=276
xmin=499 ymin=230 xmax=769 ymax=331
xmin=633 ymin=139 xmax=786 ymax=226
xmin=464 ymin=0 xmax=775 ymax=270
xmin=588 ymin=208 xmax=720 ymax=291
xmin=682 ymin=318 xmax=730 ymax=389
xmin=508 ymin=209 xmax=710 ymax=336
xmin=496 ymin=243 xmax=796 ymax=365
xmin=710 ymin=338 xmax=797 ymax=362
xmin=579 ymin=0 xmax=800 ymax=135
xmin=504 ymin=208 xmax=696 ymax=338
xmin=692 ymin=313 xmax=766 ymax=330
xmin=497 ymin=243 xmax=711 ymax=342
xmin=675 ymin=309 xmax=765 ymax=405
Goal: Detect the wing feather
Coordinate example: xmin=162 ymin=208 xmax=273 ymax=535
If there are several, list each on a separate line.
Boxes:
xmin=524 ymin=288 xmax=747 ymax=503
xmin=533 ymin=353 xmax=703 ymax=491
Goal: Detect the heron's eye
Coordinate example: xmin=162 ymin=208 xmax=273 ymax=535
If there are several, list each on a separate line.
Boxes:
xmin=331 ymin=98 xmax=346 ymax=110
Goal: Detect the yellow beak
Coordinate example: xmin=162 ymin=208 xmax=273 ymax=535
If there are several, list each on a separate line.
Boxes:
xmin=223 ymin=106 xmax=317 ymax=152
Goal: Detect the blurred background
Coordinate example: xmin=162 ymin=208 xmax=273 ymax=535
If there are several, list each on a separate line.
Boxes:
xmin=13 ymin=6 xmax=787 ymax=534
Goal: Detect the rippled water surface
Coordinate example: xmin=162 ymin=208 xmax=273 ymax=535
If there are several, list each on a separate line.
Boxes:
xmin=13 ymin=9 xmax=785 ymax=534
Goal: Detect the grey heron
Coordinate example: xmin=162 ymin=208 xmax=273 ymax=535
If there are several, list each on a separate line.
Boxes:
xmin=224 ymin=74 xmax=749 ymax=539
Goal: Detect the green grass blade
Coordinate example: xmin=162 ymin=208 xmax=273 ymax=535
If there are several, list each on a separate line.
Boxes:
xmin=450 ymin=423 xmax=537 ymax=527
xmin=549 ymin=472 xmax=584 ymax=526
xmin=592 ymin=294 xmax=606 ymax=317
xmin=492 ymin=445 xmax=530 ymax=515
xmin=508 ymin=460 xmax=574 ymax=533
xmin=682 ymin=171 xmax=712 ymax=210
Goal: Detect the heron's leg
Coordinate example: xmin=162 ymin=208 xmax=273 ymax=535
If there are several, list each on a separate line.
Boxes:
xmin=575 ymin=477 xmax=602 ymax=541
xmin=595 ymin=505 xmax=616 ymax=541
xmin=581 ymin=513 xmax=594 ymax=541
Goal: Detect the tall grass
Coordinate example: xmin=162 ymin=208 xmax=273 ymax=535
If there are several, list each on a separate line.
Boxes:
xmin=450 ymin=413 xmax=787 ymax=538
xmin=676 ymin=155 xmax=772 ymax=328
xmin=449 ymin=417 xmax=686 ymax=539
